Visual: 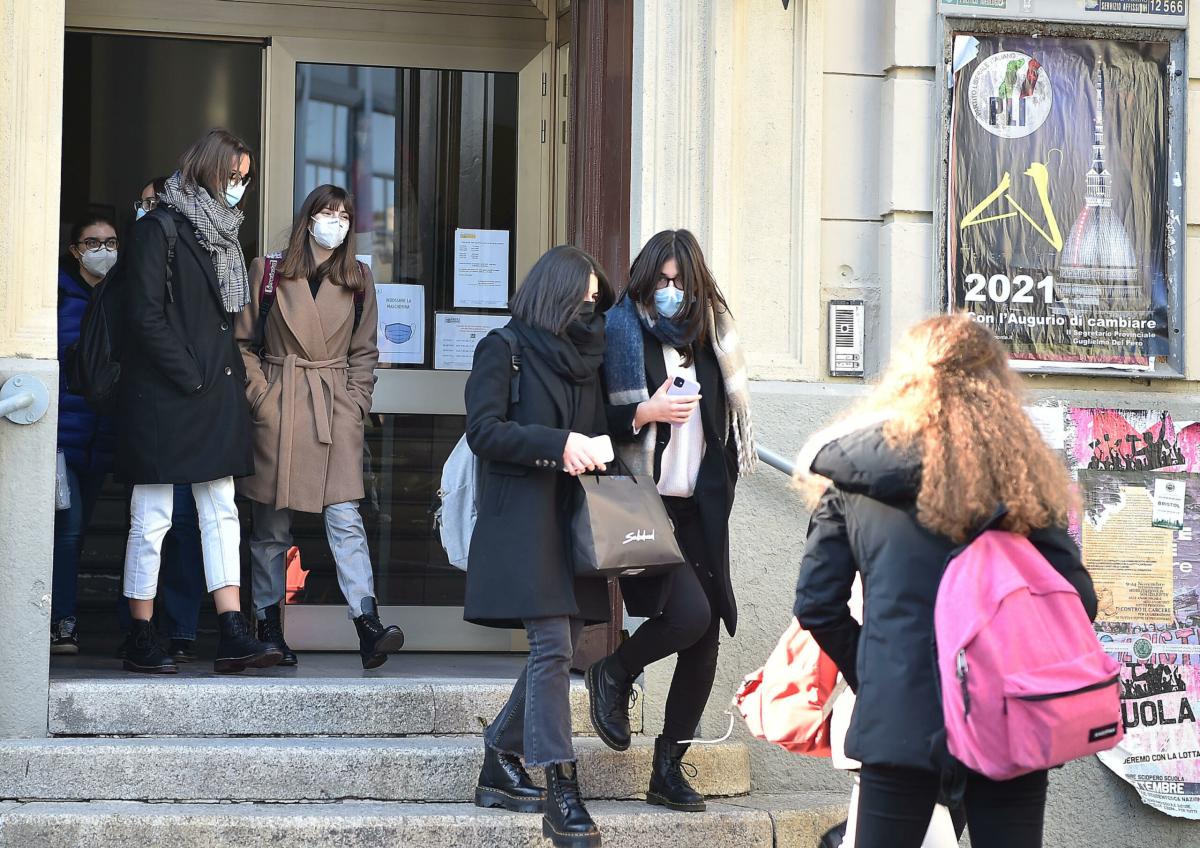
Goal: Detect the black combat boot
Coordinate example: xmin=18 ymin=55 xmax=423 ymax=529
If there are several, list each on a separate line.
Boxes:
xmin=168 ymin=639 xmax=197 ymax=663
xmin=122 ymin=619 xmax=178 ymax=674
xmin=214 ymin=611 xmax=283 ymax=674
xmin=542 ymin=762 xmax=600 ymax=847
xmin=474 ymin=745 xmax=546 ymax=813
xmin=585 ymin=654 xmax=636 ymax=751
xmin=257 ymin=604 xmax=298 ymax=666
xmin=646 ymin=736 xmax=706 ymax=812
xmin=353 ymin=597 xmax=404 ymax=670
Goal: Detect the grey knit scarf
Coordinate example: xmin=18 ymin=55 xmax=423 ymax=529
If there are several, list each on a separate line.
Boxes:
xmin=159 ymin=171 xmax=250 ymax=313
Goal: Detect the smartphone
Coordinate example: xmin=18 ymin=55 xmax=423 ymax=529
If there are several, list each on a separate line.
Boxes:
xmin=667 ymin=375 xmax=701 ymax=397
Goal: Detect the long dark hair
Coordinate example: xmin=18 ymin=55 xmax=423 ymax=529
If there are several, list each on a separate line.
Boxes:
xmin=178 ymin=128 xmax=255 ymax=209
xmin=510 ymin=245 xmax=613 ymax=334
xmin=627 ymin=229 xmax=729 ymax=366
xmin=278 ymin=184 xmax=367 ymax=291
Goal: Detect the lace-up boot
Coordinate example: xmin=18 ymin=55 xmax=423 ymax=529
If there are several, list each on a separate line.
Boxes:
xmin=646 ymin=736 xmax=706 ymax=812
xmin=257 ymin=604 xmax=298 ymax=666
xmin=542 ymin=762 xmax=600 ymax=847
xmin=215 ymin=611 xmax=283 ymax=674
xmin=585 ymin=654 xmax=636 ymax=751
xmin=474 ymin=745 xmax=545 ymax=813
xmin=353 ymin=597 xmax=404 ymax=669
xmin=122 ymin=619 xmax=178 ymax=674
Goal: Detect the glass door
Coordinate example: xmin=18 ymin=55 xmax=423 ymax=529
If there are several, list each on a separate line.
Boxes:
xmin=264 ymin=37 xmax=553 ymax=651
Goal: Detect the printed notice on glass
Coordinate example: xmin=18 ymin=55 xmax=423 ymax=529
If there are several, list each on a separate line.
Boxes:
xmin=454 ymin=229 xmax=510 ymax=309
xmin=375 ymin=284 xmax=425 ymax=365
xmin=1081 ymin=480 xmax=1175 ymax=624
xmin=435 ymin=312 xmax=511 ymax=371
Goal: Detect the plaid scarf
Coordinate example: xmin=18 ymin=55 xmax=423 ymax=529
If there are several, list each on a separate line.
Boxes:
xmin=604 ymin=295 xmax=757 ymax=477
xmin=159 ymin=171 xmax=250 ymax=313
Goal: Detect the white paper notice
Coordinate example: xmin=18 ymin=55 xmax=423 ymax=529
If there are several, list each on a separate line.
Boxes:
xmin=435 ymin=312 xmax=511 ymax=371
xmin=375 ymin=284 xmax=425 ymax=365
xmin=1024 ymin=405 xmax=1066 ymax=450
xmin=1151 ymin=478 xmax=1186 ymax=531
xmin=453 ymin=228 xmax=510 ymax=308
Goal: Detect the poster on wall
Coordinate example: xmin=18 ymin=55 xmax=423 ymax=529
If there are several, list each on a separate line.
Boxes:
xmin=375 ymin=283 xmax=425 ymax=365
xmin=947 ymin=35 xmax=1177 ymax=370
xmin=1062 ymin=408 xmax=1200 ymax=818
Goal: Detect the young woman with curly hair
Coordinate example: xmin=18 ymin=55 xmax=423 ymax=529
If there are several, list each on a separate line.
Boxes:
xmin=793 ymin=314 xmax=1097 ymax=848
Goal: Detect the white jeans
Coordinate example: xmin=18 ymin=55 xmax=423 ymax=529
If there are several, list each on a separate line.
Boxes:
xmin=124 ymin=477 xmax=241 ymax=599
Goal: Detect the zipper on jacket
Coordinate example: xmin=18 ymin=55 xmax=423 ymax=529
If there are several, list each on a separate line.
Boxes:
xmin=1014 ymin=675 xmax=1119 ymax=702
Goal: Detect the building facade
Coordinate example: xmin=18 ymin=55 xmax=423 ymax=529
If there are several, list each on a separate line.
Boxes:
xmin=0 ymin=0 xmax=1196 ymax=844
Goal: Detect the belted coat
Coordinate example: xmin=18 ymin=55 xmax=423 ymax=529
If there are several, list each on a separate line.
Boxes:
xmin=234 ymin=256 xmax=379 ymax=513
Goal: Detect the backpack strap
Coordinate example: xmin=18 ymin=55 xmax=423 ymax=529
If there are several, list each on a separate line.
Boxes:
xmin=150 ymin=214 xmax=178 ymax=303
xmin=494 ymin=326 xmax=522 ymax=405
xmin=254 ymin=252 xmax=284 ymax=358
xmin=351 ymin=260 xmax=370 ymax=333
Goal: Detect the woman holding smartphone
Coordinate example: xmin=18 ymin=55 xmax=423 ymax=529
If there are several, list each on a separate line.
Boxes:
xmin=116 ymin=128 xmax=280 ymax=675
xmin=464 ymin=245 xmax=614 ymax=848
xmin=590 ymin=228 xmax=756 ymax=812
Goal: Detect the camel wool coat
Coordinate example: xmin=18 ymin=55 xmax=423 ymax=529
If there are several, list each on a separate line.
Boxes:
xmin=234 ymin=255 xmax=379 ymax=513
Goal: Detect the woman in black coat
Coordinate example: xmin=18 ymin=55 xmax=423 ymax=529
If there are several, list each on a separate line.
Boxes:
xmin=116 ymin=128 xmax=279 ymax=677
xmin=588 ymin=229 xmax=756 ymax=813
xmin=465 ymin=245 xmax=614 ymax=848
xmin=793 ymin=315 xmax=1097 ymax=848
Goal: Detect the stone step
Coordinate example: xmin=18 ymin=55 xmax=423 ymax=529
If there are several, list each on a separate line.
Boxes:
xmin=0 ymin=736 xmax=748 ymax=803
xmin=0 ymin=795 xmax=846 ymax=848
xmin=50 ymin=676 xmax=642 ymax=738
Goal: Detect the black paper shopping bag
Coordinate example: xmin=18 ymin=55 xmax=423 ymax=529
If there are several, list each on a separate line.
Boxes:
xmin=570 ymin=474 xmax=685 ymax=577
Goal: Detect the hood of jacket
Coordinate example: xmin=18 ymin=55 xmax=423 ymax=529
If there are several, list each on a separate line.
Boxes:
xmin=799 ymin=418 xmax=921 ymax=502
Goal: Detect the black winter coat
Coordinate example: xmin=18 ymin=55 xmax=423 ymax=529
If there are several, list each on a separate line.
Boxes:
xmin=793 ymin=424 xmax=1096 ymax=773
xmin=462 ymin=322 xmax=611 ymax=629
xmin=114 ymin=208 xmax=254 ymax=485
xmin=607 ymin=329 xmax=740 ymax=635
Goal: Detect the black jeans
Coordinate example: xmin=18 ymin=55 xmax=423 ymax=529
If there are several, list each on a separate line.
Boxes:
xmin=614 ymin=496 xmax=721 ymax=743
xmin=856 ymin=765 xmax=1048 ymax=848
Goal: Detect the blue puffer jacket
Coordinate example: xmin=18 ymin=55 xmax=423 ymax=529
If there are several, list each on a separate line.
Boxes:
xmin=57 ymin=266 xmax=115 ymax=472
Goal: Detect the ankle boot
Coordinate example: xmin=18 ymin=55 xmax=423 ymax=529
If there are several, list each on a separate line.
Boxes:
xmin=474 ymin=745 xmax=545 ymax=813
xmin=257 ymin=604 xmax=298 ymax=666
xmin=353 ymin=597 xmax=404 ymax=670
xmin=215 ymin=611 xmax=283 ymax=674
xmin=122 ymin=619 xmax=178 ymax=674
xmin=646 ymin=736 xmax=706 ymax=812
xmin=585 ymin=654 xmax=636 ymax=751
xmin=542 ymin=762 xmax=600 ymax=848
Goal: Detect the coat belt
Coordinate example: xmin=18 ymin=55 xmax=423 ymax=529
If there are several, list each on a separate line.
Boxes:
xmin=265 ymin=353 xmax=348 ymax=509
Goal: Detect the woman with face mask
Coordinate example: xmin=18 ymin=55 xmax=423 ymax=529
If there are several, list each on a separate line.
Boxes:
xmin=51 ymin=214 xmax=120 ymax=654
xmin=235 ymin=184 xmax=403 ymax=670
xmin=115 ymin=128 xmax=280 ymax=676
xmin=590 ymin=229 xmax=756 ymax=813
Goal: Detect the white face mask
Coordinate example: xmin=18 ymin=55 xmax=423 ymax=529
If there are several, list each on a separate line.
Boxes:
xmin=79 ymin=247 xmax=118 ymax=278
xmin=225 ymin=182 xmax=247 ymax=208
xmin=310 ymin=215 xmax=350 ymax=250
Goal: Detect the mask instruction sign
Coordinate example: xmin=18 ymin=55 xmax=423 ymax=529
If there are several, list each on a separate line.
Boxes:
xmin=375 ymin=284 xmax=425 ymax=365
xmin=454 ymin=228 xmax=510 ymax=309
xmin=946 ymin=35 xmax=1179 ymax=371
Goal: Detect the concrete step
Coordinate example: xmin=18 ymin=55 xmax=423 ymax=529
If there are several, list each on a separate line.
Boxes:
xmin=0 ymin=736 xmax=749 ymax=803
xmin=0 ymin=794 xmax=846 ymax=848
xmin=49 ymin=675 xmax=642 ymax=738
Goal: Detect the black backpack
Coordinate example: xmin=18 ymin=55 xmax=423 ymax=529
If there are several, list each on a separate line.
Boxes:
xmin=67 ymin=214 xmax=178 ymax=414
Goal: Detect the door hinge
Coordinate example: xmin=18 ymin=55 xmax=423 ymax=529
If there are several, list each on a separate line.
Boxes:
xmin=541 ymin=120 xmax=546 ymax=143
xmin=561 ymin=120 xmax=567 ymax=145
xmin=541 ymin=73 xmax=547 ymax=96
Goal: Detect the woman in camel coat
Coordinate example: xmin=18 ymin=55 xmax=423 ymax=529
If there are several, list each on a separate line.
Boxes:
xmin=235 ymin=183 xmax=404 ymax=669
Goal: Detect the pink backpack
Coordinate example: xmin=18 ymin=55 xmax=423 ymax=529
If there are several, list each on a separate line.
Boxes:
xmin=935 ymin=530 xmax=1122 ymax=781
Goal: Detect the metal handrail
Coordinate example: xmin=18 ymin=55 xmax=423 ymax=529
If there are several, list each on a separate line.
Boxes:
xmin=0 ymin=392 xmax=35 ymax=419
xmin=757 ymin=445 xmax=795 ymax=477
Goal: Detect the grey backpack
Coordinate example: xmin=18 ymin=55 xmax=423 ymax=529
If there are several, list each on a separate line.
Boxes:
xmin=436 ymin=327 xmax=521 ymax=571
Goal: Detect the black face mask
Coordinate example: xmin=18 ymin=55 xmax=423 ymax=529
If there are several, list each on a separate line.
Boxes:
xmin=577 ymin=300 xmax=597 ymax=319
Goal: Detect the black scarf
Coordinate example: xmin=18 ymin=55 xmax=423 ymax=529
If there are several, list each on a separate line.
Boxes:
xmin=511 ymin=310 xmax=606 ymax=385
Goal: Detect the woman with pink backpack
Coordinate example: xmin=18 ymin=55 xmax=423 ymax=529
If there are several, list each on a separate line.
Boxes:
xmin=793 ymin=315 xmax=1099 ymax=848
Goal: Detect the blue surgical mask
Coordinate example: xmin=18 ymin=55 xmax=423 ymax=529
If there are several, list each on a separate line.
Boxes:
xmin=135 ymin=207 xmax=147 ymax=221
xmin=225 ymin=182 xmax=247 ymax=208
xmin=654 ymin=286 xmax=685 ymax=319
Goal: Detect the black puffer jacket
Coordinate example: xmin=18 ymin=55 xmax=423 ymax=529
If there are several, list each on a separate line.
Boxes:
xmin=793 ymin=424 xmax=1096 ymax=773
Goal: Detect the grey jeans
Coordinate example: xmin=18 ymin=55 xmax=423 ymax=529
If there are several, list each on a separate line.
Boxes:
xmin=486 ymin=616 xmax=586 ymax=768
xmin=250 ymin=500 xmax=376 ymax=619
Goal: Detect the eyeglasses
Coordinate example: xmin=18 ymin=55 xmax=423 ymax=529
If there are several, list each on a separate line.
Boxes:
xmin=654 ymin=274 xmax=682 ymax=291
xmin=228 ymin=171 xmax=252 ymax=188
xmin=75 ymin=238 xmax=119 ymax=251
xmin=133 ymin=198 xmax=159 ymax=213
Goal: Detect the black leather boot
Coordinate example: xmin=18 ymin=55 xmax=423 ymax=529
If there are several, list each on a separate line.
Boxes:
xmin=214 ymin=611 xmax=283 ymax=674
xmin=122 ymin=619 xmax=178 ymax=674
xmin=646 ymin=736 xmax=705 ymax=812
xmin=585 ymin=654 xmax=636 ymax=751
xmin=474 ymin=745 xmax=545 ymax=813
xmin=542 ymin=762 xmax=600 ymax=848
xmin=168 ymin=639 xmax=197 ymax=664
xmin=353 ymin=597 xmax=404 ymax=670
xmin=257 ymin=604 xmax=298 ymax=666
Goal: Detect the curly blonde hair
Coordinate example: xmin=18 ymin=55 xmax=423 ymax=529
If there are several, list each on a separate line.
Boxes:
xmin=806 ymin=315 xmax=1072 ymax=542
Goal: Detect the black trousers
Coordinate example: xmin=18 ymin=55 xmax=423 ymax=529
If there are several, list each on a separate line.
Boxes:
xmin=614 ymin=496 xmax=721 ymax=743
xmin=856 ymin=765 xmax=1048 ymax=848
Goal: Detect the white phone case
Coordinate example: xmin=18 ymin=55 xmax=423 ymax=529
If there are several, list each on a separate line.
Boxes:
xmin=667 ymin=375 xmax=701 ymax=397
